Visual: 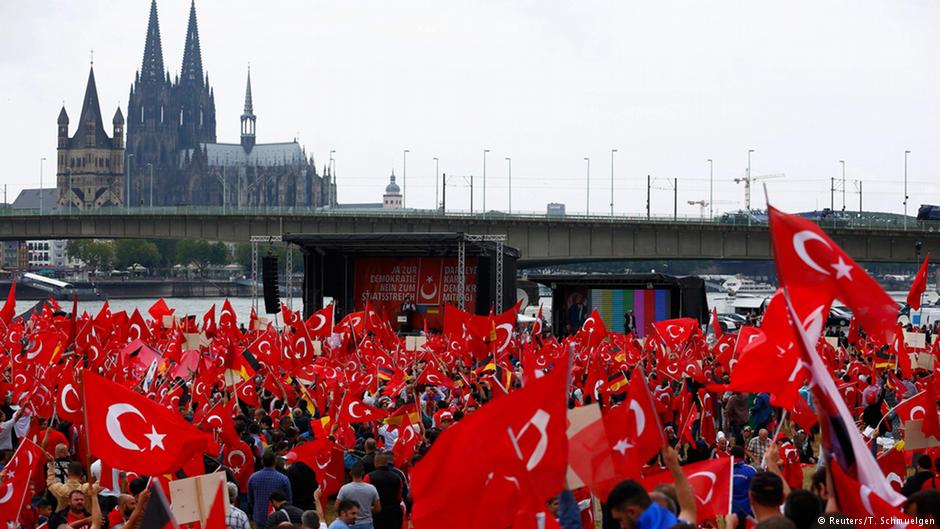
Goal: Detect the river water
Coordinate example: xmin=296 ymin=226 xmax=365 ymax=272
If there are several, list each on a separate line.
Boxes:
xmin=67 ymin=297 xmax=303 ymax=320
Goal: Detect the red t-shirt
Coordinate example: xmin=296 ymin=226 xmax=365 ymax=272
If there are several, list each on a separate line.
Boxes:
xmin=66 ymin=510 xmax=89 ymax=529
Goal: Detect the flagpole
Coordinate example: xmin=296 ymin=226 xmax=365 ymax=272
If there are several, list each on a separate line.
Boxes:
xmin=13 ymin=469 xmax=32 ymax=527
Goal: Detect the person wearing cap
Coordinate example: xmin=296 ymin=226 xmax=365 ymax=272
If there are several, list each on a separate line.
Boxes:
xmin=711 ymin=433 xmax=731 ymax=459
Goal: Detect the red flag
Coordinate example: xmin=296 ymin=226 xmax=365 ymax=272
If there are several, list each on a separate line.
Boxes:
xmin=148 ymin=298 xmax=174 ymax=325
xmin=82 ymin=370 xmax=210 ymax=476
xmin=575 ymin=309 xmax=608 ymax=348
xmin=641 ymin=456 xmax=732 ymax=521
xmin=877 ymin=448 xmax=907 ymax=493
xmin=679 ymin=405 xmax=699 ymax=445
xmin=56 ymin=368 xmax=84 ymax=424
xmin=0 ymin=439 xmax=42 ymax=524
xmin=568 ymin=367 xmax=664 ymax=499
xmin=412 ymin=361 xmax=568 ymax=529
xmin=652 ymin=318 xmax=698 ymax=351
xmin=532 ymin=305 xmax=544 ymax=338
xmin=337 ymin=398 xmax=389 ymax=424
xmin=768 ymin=205 xmax=897 ymax=343
xmin=204 ymin=480 xmax=226 ymax=529
xmin=392 ymin=417 xmax=421 ymax=467
xmin=234 ymin=379 xmax=260 ymax=408
xmin=305 ymin=304 xmax=335 ymax=338
xmin=710 ymin=307 xmax=722 ymax=339
xmin=830 ymin=462 xmax=914 ymax=527
xmin=907 ymin=255 xmax=930 ymax=311
xmin=922 ymin=382 xmax=940 ymax=440
xmin=0 ymin=282 xmax=15 ymax=327
xmin=415 ymin=363 xmax=454 ymax=389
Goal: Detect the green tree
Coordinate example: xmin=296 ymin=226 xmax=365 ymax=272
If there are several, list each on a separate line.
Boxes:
xmin=80 ymin=240 xmax=115 ymax=272
xmin=152 ymin=239 xmax=179 ymax=269
xmin=176 ymin=240 xmax=213 ymax=274
xmin=209 ymin=242 xmax=229 ymax=265
xmin=114 ymin=240 xmax=161 ymax=270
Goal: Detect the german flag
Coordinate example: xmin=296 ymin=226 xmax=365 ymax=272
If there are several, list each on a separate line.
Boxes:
xmin=600 ymin=371 xmax=629 ymax=395
xmin=385 ymin=403 xmax=421 ymax=426
xmin=492 ymin=364 xmax=513 ymax=392
xmin=377 ymin=366 xmax=397 ymax=381
xmin=472 ymin=355 xmax=496 ymax=376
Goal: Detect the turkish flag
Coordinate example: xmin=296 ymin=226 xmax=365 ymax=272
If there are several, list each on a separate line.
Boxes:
xmin=907 ymin=255 xmax=930 ymax=311
xmin=768 ymin=205 xmax=897 ymax=344
xmin=830 ymin=462 xmax=914 ymax=527
xmin=83 ymin=370 xmax=210 ymax=476
xmin=234 ymin=379 xmax=260 ymax=408
xmin=0 ymin=439 xmax=43 ymax=523
xmin=877 ymin=448 xmax=907 ymax=493
xmin=411 ymin=361 xmax=568 ymax=529
xmin=922 ymin=383 xmax=940 ymax=440
xmin=652 ymin=318 xmax=697 ymax=352
xmin=575 ymin=309 xmax=608 ymax=348
xmin=56 ymin=368 xmax=84 ymax=424
xmin=894 ymin=391 xmax=930 ymax=424
xmin=148 ymin=298 xmax=174 ymax=325
xmin=710 ymin=307 xmax=722 ymax=339
xmin=220 ymin=299 xmax=237 ymax=329
xmin=568 ymin=367 xmax=663 ymax=499
xmin=305 ymin=304 xmax=334 ymax=338
xmin=337 ymin=398 xmax=388 ymax=424
xmin=416 ymin=363 xmax=454 ymax=389
xmin=641 ymin=456 xmax=732 ymax=521
xmin=392 ymin=417 xmax=421 ymax=467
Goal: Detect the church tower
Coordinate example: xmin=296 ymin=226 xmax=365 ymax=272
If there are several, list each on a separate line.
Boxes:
xmin=175 ymin=0 xmax=216 ymax=150
xmin=240 ymin=68 xmax=256 ymax=153
xmin=126 ymin=0 xmax=177 ymax=206
xmin=56 ymin=65 xmax=125 ymax=209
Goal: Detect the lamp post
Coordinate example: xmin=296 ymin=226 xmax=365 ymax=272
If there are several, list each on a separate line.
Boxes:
xmin=904 ymin=150 xmax=910 ymax=229
xmin=403 ymin=149 xmax=409 ymax=208
xmin=839 ymin=160 xmax=845 ymax=212
xmin=329 ymin=149 xmax=335 ymax=207
xmin=147 ymin=163 xmax=153 ymax=208
xmin=505 ymin=157 xmax=512 ymax=214
xmin=39 ymin=157 xmax=46 ymax=215
xmin=746 ymin=148 xmax=754 ymax=225
xmin=707 ymin=158 xmax=714 ymax=220
xmin=610 ymin=149 xmax=617 ymax=217
xmin=584 ymin=157 xmax=590 ymax=215
xmin=483 ymin=149 xmax=490 ymax=213
xmin=433 ymin=157 xmax=439 ymax=210
xmin=126 ymin=153 xmax=134 ymax=210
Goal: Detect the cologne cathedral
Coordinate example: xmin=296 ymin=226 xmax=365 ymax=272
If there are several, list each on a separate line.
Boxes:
xmin=124 ymin=0 xmax=333 ymax=208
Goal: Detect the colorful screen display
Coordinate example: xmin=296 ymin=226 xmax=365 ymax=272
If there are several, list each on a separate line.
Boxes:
xmin=589 ymin=288 xmax=671 ymax=337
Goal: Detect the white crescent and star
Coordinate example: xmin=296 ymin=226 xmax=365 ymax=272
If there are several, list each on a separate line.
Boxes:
xmin=310 ymin=314 xmax=327 ymax=332
xmin=688 ymin=471 xmax=717 ymax=504
xmin=629 ymin=399 xmax=646 ymax=436
xmin=793 ymin=230 xmax=832 ymax=275
xmin=420 ymin=276 xmax=438 ymax=300
xmin=60 ymin=384 xmax=80 ymax=414
xmin=105 ymin=403 xmax=166 ymax=452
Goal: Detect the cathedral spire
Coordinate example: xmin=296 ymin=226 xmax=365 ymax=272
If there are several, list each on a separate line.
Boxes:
xmin=140 ymin=0 xmax=166 ymax=82
xmin=240 ymin=66 xmax=256 ymax=153
xmin=180 ymin=0 xmax=204 ymax=85
xmin=74 ymin=65 xmax=108 ymax=148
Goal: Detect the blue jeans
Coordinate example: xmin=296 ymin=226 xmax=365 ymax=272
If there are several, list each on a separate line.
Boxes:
xmin=351 ymin=523 xmax=374 ymax=529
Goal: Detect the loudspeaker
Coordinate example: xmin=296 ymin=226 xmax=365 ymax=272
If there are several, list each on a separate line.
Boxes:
xmin=262 ymin=254 xmax=281 ymax=314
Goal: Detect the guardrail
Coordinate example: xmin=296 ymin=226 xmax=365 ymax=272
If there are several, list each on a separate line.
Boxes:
xmin=1 ymin=206 xmax=933 ymax=232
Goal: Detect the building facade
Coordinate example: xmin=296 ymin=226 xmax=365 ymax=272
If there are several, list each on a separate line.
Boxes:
xmin=125 ymin=1 xmax=330 ymax=208
xmin=383 ymin=171 xmax=403 ymax=209
xmin=56 ymin=66 xmax=125 ymax=210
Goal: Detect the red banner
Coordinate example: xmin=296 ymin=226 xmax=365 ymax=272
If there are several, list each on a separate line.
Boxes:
xmin=354 ymin=257 xmax=477 ymax=330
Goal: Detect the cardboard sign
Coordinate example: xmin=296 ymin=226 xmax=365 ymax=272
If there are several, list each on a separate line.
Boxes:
xmin=903 ymin=331 xmax=926 ymax=350
xmin=405 ymin=336 xmax=428 ymax=351
xmin=565 ymin=404 xmax=603 ymax=489
xmin=169 ymin=472 xmax=229 ymax=525
xmin=825 ymin=337 xmax=839 ymax=349
xmin=916 ymin=353 xmax=936 ymax=371
xmin=903 ymin=420 xmax=940 ymax=451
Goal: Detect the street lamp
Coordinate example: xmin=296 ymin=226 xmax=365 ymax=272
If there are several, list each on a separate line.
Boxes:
xmin=40 ymin=157 xmax=46 ymax=215
xmin=584 ymin=157 xmax=590 ymax=215
xmin=505 ymin=157 xmax=512 ymax=214
xmin=433 ymin=157 xmax=439 ymax=211
xmin=904 ymin=150 xmax=911 ymax=229
xmin=403 ymin=149 xmax=409 ymax=208
xmin=839 ymin=160 xmax=845 ymax=211
xmin=483 ymin=149 xmax=490 ymax=213
xmin=707 ymin=158 xmax=714 ymax=220
xmin=329 ymin=149 xmax=336 ymax=207
xmin=147 ymin=163 xmax=153 ymax=208
xmin=610 ymin=149 xmax=617 ymax=217
xmin=746 ymin=149 xmax=754 ymax=225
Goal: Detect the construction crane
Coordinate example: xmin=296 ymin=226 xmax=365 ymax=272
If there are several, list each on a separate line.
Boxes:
xmin=687 ymin=199 xmax=737 ymax=219
xmin=733 ymin=172 xmax=785 ymax=220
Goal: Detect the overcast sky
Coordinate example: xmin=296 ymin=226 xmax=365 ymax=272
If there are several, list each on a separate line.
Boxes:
xmin=2 ymin=0 xmax=940 ymax=217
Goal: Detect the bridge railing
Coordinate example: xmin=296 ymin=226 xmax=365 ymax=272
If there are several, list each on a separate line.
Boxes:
xmin=1 ymin=205 xmax=934 ymax=233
